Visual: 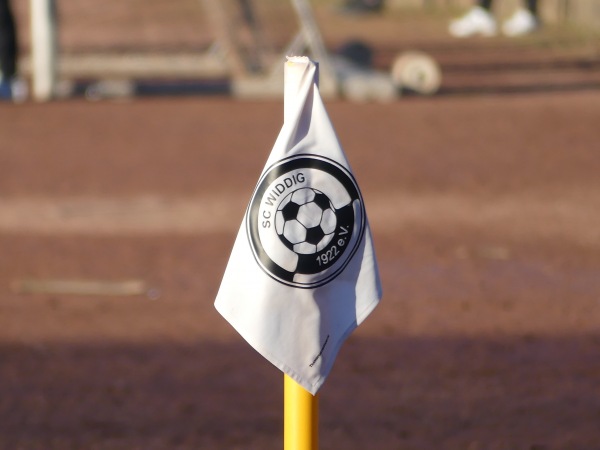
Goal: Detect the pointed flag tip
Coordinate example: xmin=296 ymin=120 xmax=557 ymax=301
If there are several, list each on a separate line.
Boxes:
xmin=285 ymin=55 xmax=314 ymax=67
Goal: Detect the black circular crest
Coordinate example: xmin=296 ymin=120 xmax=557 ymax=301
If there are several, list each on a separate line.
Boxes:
xmin=246 ymin=154 xmax=365 ymax=288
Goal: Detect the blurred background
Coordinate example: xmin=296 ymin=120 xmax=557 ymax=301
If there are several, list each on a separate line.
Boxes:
xmin=5 ymin=0 xmax=600 ymax=100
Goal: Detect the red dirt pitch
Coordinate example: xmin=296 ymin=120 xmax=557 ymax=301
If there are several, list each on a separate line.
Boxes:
xmin=1 ymin=2 xmax=600 ymax=449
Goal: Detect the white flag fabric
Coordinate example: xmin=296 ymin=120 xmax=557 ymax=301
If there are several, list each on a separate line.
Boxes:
xmin=215 ymin=56 xmax=382 ymax=395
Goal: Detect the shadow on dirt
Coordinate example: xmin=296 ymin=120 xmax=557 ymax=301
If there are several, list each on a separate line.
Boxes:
xmin=1 ymin=335 xmax=599 ymax=449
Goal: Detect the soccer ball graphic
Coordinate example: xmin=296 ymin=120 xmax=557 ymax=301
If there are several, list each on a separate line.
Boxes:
xmin=275 ymin=188 xmax=337 ymax=255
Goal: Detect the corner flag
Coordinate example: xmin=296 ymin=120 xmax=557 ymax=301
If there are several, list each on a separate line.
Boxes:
xmin=215 ymin=56 xmax=382 ymax=395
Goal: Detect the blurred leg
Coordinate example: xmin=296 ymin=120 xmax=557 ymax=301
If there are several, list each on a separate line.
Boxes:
xmin=525 ymin=0 xmax=538 ymax=16
xmin=0 ymin=0 xmax=17 ymax=80
xmin=478 ymin=0 xmax=493 ymax=11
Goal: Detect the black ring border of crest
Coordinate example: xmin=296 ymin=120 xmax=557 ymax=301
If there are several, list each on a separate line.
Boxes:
xmin=246 ymin=154 xmax=366 ymax=289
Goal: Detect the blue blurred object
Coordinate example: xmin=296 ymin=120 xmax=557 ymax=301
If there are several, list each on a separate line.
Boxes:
xmin=0 ymin=79 xmax=12 ymax=100
xmin=335 ymin=40 xmax=374 ymax=68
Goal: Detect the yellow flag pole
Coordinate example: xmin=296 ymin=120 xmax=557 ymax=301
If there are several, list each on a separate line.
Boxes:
xmin=283 ymin=56 xmax=319 ymax=450
xmin=284 ymin=374 xmax=318 ymax=450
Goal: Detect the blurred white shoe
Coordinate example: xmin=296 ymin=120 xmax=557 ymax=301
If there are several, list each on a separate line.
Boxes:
xmin=502 ymin=8 xmax=539 ymax=37
xmin=449 ymin=6 xmax=497 ymax=38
